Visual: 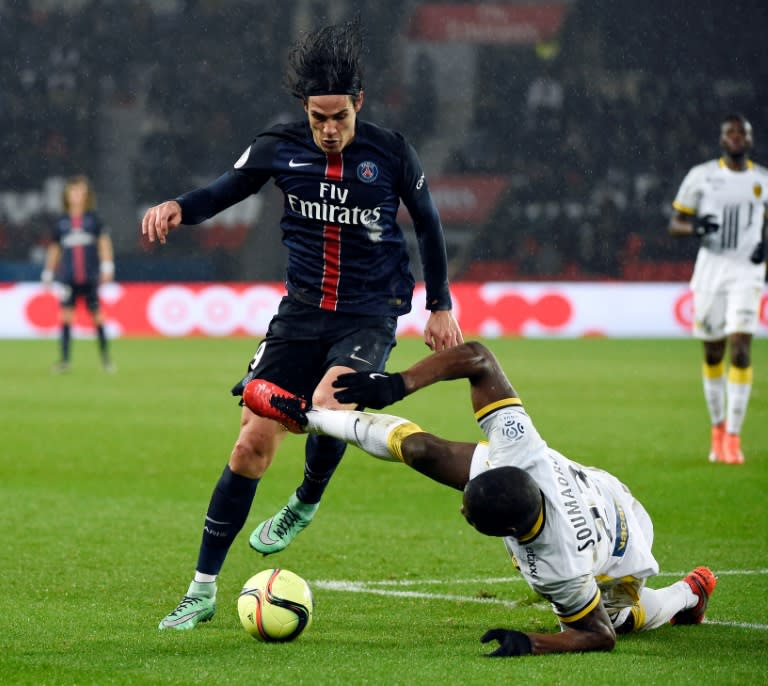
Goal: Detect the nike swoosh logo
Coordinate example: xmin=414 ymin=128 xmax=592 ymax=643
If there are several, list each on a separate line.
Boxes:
xmin=161 ymin=612 xmax=199 ymax=627
xmin=289 ymin=159 xmax=312 ymax=168
xmin=369 ymin=373 xmax=387 ymax=379
xmin=258 ymin=519 xmax=280 ymax=546
xmin=352 ymin=418 xmax=361 ymax=444
xmin=350 ymin=352 xmax=372 ymax=365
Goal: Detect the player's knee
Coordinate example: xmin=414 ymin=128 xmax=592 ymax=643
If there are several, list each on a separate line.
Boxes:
xmin=729 ymin=336 xmax=751 ymax=368
xmin=231 ymin=421 xmax=278 ymax=477
xmin=230 ymin=440 xmax=272 ymax=478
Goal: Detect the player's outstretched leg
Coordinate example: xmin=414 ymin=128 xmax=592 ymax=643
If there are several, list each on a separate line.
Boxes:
xmin=243 ymin=379 xmax=309 ymax=433
xmin=670 ymin=566 xmax=717 ymax=625
xmin=249 ymin=492 xmax=320 ymax=555
xmin=158 ymin=581 xmax=216 ymax=630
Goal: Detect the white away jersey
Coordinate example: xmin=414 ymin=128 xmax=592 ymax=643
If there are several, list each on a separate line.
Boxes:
xmin=673 ymin=159 xmax=768 ymax=289
xmin=470 ymin=402 xmax=658 ymax=623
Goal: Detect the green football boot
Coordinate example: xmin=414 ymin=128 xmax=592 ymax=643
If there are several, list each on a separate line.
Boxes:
xmin=158 ymin=581 xmax=216 ymax=630
xmin=249 ymin=493 xmax=319 ymax=555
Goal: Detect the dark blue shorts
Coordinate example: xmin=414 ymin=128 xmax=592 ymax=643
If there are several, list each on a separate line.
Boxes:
xmin=59 ymin=282 xmax=100 ymax=311
xmin=231 ymin=296 xmax=398 ymax=401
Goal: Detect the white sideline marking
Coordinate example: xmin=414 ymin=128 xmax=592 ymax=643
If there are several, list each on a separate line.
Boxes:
xmin=313 ymin=568 xmax=768 ymax=631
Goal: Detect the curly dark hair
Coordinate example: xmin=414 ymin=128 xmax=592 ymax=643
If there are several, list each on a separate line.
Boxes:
xmin=284 ymin=18 xmax=364 ymax=101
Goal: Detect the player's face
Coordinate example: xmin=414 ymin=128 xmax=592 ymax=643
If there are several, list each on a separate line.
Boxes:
xmin=305 ymin=94 xmax=363 ymax=154
xmin=720 ymin=119 xmax=753 ymax=158
xmin=66 ymin=181 xmax=89 ymax=213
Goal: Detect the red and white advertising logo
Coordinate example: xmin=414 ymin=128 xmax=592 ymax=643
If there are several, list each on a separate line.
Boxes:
xmin=1 ymin=282 xmax=766 ymax=339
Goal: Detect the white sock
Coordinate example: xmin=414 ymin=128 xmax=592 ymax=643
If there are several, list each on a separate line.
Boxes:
xmin=193 ymin=572 xmax=217 ymax=584
xmin=702 ymin=362 xmax=726 ymax=425
xmin=306 ymin=408 xmax=417 ymax=461
xmin=726 ymin=366 xmax=752 ymax=434
xmin=636 ymin=582 xmax=696 ymax=630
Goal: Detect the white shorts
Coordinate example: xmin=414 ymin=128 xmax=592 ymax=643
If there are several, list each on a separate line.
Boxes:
xmin=692 ymin=285 xmax=763 ymax=340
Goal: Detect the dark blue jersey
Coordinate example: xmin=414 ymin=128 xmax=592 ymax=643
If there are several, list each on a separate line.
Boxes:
xmin=176 ymin=119 xmax=452 ymax=316
xmin=51 ymin=211 xmax=105 ymax=284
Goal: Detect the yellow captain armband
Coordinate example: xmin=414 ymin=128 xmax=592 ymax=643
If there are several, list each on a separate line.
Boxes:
xmin=386 ymin=421 xmax=424 ymax=462
xmin=474 ymin=397 xmax=523 ymax=423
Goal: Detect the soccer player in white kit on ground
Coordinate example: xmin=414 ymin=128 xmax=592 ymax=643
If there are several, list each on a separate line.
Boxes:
xmin=243 ymin=342 xmax=717 ymax=657
xmin=668 ymin=113 xmax=767 ymax=465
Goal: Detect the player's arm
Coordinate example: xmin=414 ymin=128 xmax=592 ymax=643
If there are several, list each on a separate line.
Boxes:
xmin=41 ymin=242 xmax=61 ymax=286
xmin=333 ymin=341 xmax=517 ymax=411
xmin=750 ymin=208 xmax=767 ymax=264
xmin=668 ymin=166 xmax=718 ymax=238
xmin=668 ymin=207 xmax=719 ymax=238
xmin=399 ymin=142 xmax=463 ymax=351
xmin=97 ymin=233 xmax=115 ymax=283
xmin=482 ymin=600 xmax=616 ymax=657
xmin=142 ymin=170 xmax=256 ymax=244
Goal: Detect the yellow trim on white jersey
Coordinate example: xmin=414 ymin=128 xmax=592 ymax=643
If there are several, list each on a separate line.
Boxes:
xmin=718 ymin=158 xmax=754 ymax=170
xmin=559 ymin=589 xmax=602 ymax=624
xmin=517 ymin=498 xmax=545 ymax=544
xmin=672 ymin=200 xmax=696 ymax=215
xmin=474 ymin=397 xmax=523 ymax=423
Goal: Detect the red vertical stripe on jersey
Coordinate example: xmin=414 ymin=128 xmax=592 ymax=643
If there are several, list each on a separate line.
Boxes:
xmin=71 ymin=215 xmax=86 ymax=284
xmin=319 ymin=153 xmax=344 ymax=310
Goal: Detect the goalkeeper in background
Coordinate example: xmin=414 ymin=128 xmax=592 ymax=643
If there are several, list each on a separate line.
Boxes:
xmin=668 ymin=113 xmax=767 ymax=465
xmin=243 ymin=341 xmax=717 ymax=657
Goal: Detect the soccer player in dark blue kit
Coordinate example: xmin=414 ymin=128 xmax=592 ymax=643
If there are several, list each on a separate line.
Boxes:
xmin=142 ymin=19 xmax=463 ymax=630
xmin=42 ymin=175 xmax=115 ymax=373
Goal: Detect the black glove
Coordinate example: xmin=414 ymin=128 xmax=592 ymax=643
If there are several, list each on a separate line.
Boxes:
xmin=750 ymin=241 xmax=765 ymax=264
xmin=693 ymin=214 xmax=719 ymax=237
xmin=481 ymin=628 xmax=533 ymax=657
xmin=332 ymin=371 xmax=406 ymax=409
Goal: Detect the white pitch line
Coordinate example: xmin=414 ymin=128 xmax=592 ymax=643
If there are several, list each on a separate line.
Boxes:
xmin=312 ymin=569 xmax=768 ymax=631
xmin=313 ymin=580 xmax=522 ymax=608
xmin=314 ymin=568 xmax=768 ymax=589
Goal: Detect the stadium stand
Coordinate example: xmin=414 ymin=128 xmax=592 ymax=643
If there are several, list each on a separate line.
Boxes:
xmin=0 ymin=0 xmax=765 ymax=282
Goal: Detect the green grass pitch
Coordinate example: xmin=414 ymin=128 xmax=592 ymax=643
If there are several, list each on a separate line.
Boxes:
xmin=1 ymin=336 xmax=766 ymax=685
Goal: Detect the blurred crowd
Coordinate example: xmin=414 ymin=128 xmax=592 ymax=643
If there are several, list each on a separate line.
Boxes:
xmin=1 ymin=0 xmax=766 ymax=281
xmin=446 ymin=0 xmax=767 ymax=279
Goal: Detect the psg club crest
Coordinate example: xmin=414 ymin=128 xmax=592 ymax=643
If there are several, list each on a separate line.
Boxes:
xmin=357 ymin=161 xmax=379 ymax=183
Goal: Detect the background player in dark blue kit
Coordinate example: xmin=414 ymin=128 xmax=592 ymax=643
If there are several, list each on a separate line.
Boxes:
xmin=42 ymin=175 xmax=115 ymax=373
xmin=142 ymin=19 xmax=463 ymax=630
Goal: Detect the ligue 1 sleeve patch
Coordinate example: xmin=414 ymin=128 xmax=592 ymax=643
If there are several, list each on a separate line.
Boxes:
xmin=357 ymin=160 xmax=379 ymax=183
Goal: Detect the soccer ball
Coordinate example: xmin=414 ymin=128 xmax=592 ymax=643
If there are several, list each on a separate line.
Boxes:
xmin=237 ymin=568 xmax=314 ymax=642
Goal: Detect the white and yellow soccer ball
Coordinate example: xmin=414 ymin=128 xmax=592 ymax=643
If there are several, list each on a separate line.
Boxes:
xmin=237 ymin=568 xmax=314 ymax=642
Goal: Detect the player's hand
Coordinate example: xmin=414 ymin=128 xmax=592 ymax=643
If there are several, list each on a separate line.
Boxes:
xmin=424 ymin=309 xmax=464 ymax=352
xmin=480 ymin=628 xmax=533 ymax=657
xmin=693 ymin=214 xmax=719 ymax=237
xmin=332 ymin=371 xmax=406 ymax=409
xmin=141 ymin=200 xmax=183 ymax=244
xmin=750 ymin=241 xmax=765 ymax=264
xmin=41 ymin=269 xmax=54 ymax=289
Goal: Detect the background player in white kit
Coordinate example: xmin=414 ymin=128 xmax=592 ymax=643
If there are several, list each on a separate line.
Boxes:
xmin=243 ymin=342 xmax=717 ymax=657
xmin=668 ymin=114 xmax=767 ymax=465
